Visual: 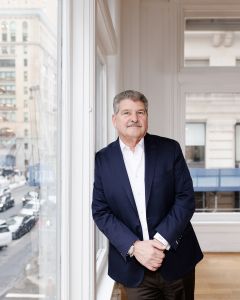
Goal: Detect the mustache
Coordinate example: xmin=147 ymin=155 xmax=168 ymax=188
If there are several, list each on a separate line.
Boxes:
xmin=127 ymin=123 xmax=142 ymax=127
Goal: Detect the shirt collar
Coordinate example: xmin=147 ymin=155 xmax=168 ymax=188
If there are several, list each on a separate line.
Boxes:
xmin=119 ymin=137 xmax=144 ymax=152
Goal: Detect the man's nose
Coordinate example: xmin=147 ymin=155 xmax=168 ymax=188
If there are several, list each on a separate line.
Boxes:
xmin=131 ymin=112 xmax=138 ymax=122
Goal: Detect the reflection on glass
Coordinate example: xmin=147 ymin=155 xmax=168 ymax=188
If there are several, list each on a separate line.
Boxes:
xmin=184 ymin=18 xmax=240 ymax=67
xmin=185 ymin=93 xmax=240 ymax=212
xmin=0 ymin=1 xmax=59 ymax=299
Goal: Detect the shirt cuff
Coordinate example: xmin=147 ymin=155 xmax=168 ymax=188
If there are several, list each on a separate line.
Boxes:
xmin=154 ymin=232 xmax=170 ymax=250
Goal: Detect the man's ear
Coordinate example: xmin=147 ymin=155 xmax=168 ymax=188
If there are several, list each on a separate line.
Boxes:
xmin=112 ymin=114 xmax=116 ymax=128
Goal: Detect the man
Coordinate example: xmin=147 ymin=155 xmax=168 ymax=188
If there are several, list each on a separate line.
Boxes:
xmin=92 ymin=90 xmax=203 ymax=300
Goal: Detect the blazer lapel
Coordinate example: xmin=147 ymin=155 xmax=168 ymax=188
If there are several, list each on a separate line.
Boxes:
xmin=144 ymin=134 xmax=157 ymax=207
xmin=110 ymin=139 xmax=138 ymax=214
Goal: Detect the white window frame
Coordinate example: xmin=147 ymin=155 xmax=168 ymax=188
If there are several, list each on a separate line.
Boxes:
xmin=61 ymin=0 xmax=96 ymax=300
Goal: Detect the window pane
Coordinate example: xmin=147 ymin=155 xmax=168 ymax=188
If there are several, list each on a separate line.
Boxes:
xmin=186 ymin=93 xmax=240 ymax=212
xmin=184 ymin=18 xmax=240 ymax=67
xmin=0 ymin=1 xmax=59 ymax=298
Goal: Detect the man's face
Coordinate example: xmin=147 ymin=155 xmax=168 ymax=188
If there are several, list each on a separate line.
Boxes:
xmin=112 ymin=99 xmax=148 ymax=143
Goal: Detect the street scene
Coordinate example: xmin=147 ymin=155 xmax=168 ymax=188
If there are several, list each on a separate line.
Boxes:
xmin=0 ymin=183 xmax=40 ymax=298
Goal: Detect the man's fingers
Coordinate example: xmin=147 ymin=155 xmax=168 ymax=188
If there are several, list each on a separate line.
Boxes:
xmin=152 ymin=239 xmax=166 ymax=250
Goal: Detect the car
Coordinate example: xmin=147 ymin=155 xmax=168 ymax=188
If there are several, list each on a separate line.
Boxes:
xmin=20 ymin=200 xmax=40 ymax=216
xmin=6 ymin=215 xmax=37 ymax=240
xmin=0 ymin=187 xmax=10 ymax=197
xmin=22 ymin=191 xmax=39 ymax=206
xmin=0 ymin=220 xmax=11 ymax=248
xmin=0 ymin=194 xmax=15 ymax=212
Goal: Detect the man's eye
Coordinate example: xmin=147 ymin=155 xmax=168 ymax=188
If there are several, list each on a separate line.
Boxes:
xmin=122 ymin=111 xmax=130 ymax=115
xmin=138 ymin=111 xmax=145 ymax=115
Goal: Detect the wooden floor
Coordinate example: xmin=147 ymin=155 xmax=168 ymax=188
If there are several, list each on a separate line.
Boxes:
xmin=195 ymin=253 xmax=240 ymax=300
xmin=118 ymin=253 xmax=240 ymax=300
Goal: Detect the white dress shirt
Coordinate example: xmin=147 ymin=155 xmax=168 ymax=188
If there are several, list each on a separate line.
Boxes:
xmin=119 ymin=138 xmax=170 ymax=249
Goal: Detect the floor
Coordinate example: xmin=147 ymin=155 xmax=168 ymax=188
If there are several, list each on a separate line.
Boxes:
xmin=195 ymin=252 xmax=240 ymax=300
xmin=118 ymin=253 xmax=240 ymax=300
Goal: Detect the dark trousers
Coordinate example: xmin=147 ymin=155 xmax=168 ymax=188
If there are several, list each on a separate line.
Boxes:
xmin=124 ymin=269 xmax=195 ymax=300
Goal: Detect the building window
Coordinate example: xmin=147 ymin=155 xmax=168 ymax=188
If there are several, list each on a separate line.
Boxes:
xmin=24 ymin=129 xmax=28 ymax=137
xmin=24 ymin=99 xmax=28 ymax=108
xmin=184 ymin=18 xmax=240 ymax=67
xmin=23 ymin=46 xmax=28 ymax=54
xmin=10 ymin=46 xmax=15 ymax=55
xmin=24 ymin=112 xmax=28 ymax=122
xmin=1 ymin=21 xmax=8 ymax=42
xmin=24 ymin=143 xmax=28 ymax=150
xmin=24 ymin=159 xmax=28 ymax=166
xmin=24 ymin=86 xmax=28 ymax=95
xmin=24 ymin=58 xmax=28 ymax=67
xmin=24 ymin=71 xmax=28 ymax=81
xmin=22 ymin=21 xmax=28 ymax=42
xmin=0 ymin=59 xmax=15 ymax=67
xmin=185 ymin=123 xmax=205 ymax=167
xmin=10 ymin=21 xmax=16 ymax=42
xmin=2 ymin=46 xmax=8 ymax=54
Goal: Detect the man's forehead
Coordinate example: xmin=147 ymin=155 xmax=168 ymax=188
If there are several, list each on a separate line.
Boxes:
xmin=118 ymin=98 xmax=145 ymax=107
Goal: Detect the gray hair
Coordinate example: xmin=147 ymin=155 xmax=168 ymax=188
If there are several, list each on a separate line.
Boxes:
xmin=113 ymin=90 xmax=148 ymax=114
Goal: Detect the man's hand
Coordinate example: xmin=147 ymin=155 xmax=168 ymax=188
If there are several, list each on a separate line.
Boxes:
xmin=133 ymin=240 xmax=166 ymax=271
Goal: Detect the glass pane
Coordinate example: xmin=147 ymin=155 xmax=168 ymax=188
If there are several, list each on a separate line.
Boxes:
xmin=184 ymin=18 xmax=240 ymax=67
xmin=186 ymin=93 xmax=240 ymax=212
xmin=0 ymin=1 xmax=59 ymax=299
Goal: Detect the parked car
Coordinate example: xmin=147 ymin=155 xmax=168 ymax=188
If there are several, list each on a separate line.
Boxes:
xmin=0 ymin=194 xmax=15 ymax=212
xmin=20 ymin=200 xmax=40 ymax=216
xmin=0 ymin=187 xmax=10 ymax=197
xmin=0 ymin=220 xmax=11 ymax=248
xmin=7 ymin=215 xmax=37 ymax=240
xmin=22 ymin=191 xmax=39 ymax=206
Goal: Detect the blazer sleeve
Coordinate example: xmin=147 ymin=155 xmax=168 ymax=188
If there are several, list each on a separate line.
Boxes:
xmin=154 ymin=141 xmax=195 ymax=249
xmin=92 ymin=152 xmax=139 ymax=259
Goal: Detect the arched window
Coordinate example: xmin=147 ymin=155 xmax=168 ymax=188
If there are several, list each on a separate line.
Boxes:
xmin=10 ymin=21 xmax=16 ymax=42
xmin=1 ymin=21 xmax=7 ymax=42
xmin=22 ymin=21 xmax=28 ymax=42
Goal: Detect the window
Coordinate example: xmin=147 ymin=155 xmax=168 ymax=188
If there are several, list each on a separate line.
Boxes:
xmin=1 ymin=21 xmax=8 ymax=42
xmin=185 ymin=93 xmax=240 ymax=212
xmin=2 ymin=46 xmax=8 ymax=54
xmin=24 ymin=129 xmax=28 ymax=137
xmin=24 ymin=86 xmax=28 ymax=95
xmin=0 ymin=2 xmax=60 ymax=298
xmin=24 ymin=112 xmax=28 ymax=122
xmin=23 ymin=46 xmax=28 ymax=54
xmin=184 ymin=18 xmax=240 ymax=67
xmin=24 ymin=59 xmax=28 ymax=67
xmin=10 ymin=21 xmax=16 ymax=42
xmin=10 ymin=46 xmax=15 ymax=55
xmin=0 ymin=59 xmax=15 ymax=67
xmin=185 ymin=123 xmax=205 ymax=167
xmin=24 ymin=99 xmax=28 ymax=108
xmin=22 ymin=21 xmax=28 ymax=42
xmin=24 ymin=71 xmax=28 ymax=81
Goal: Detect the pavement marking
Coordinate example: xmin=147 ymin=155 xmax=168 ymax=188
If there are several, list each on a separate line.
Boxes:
xmin=5 ymin=293 xmax=46 ymax=298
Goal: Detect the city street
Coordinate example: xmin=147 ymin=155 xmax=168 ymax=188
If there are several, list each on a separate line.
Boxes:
xmin=0 ymin=185 xmax=39 ymax=298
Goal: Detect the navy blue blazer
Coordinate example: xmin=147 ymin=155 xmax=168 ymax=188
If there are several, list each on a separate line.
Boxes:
xmin=92 ymin=133 xmax=203 ymax=287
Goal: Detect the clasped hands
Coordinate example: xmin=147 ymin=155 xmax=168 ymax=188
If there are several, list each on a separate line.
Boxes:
xmin=133 ymin=240 xmax=166 ymax=272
